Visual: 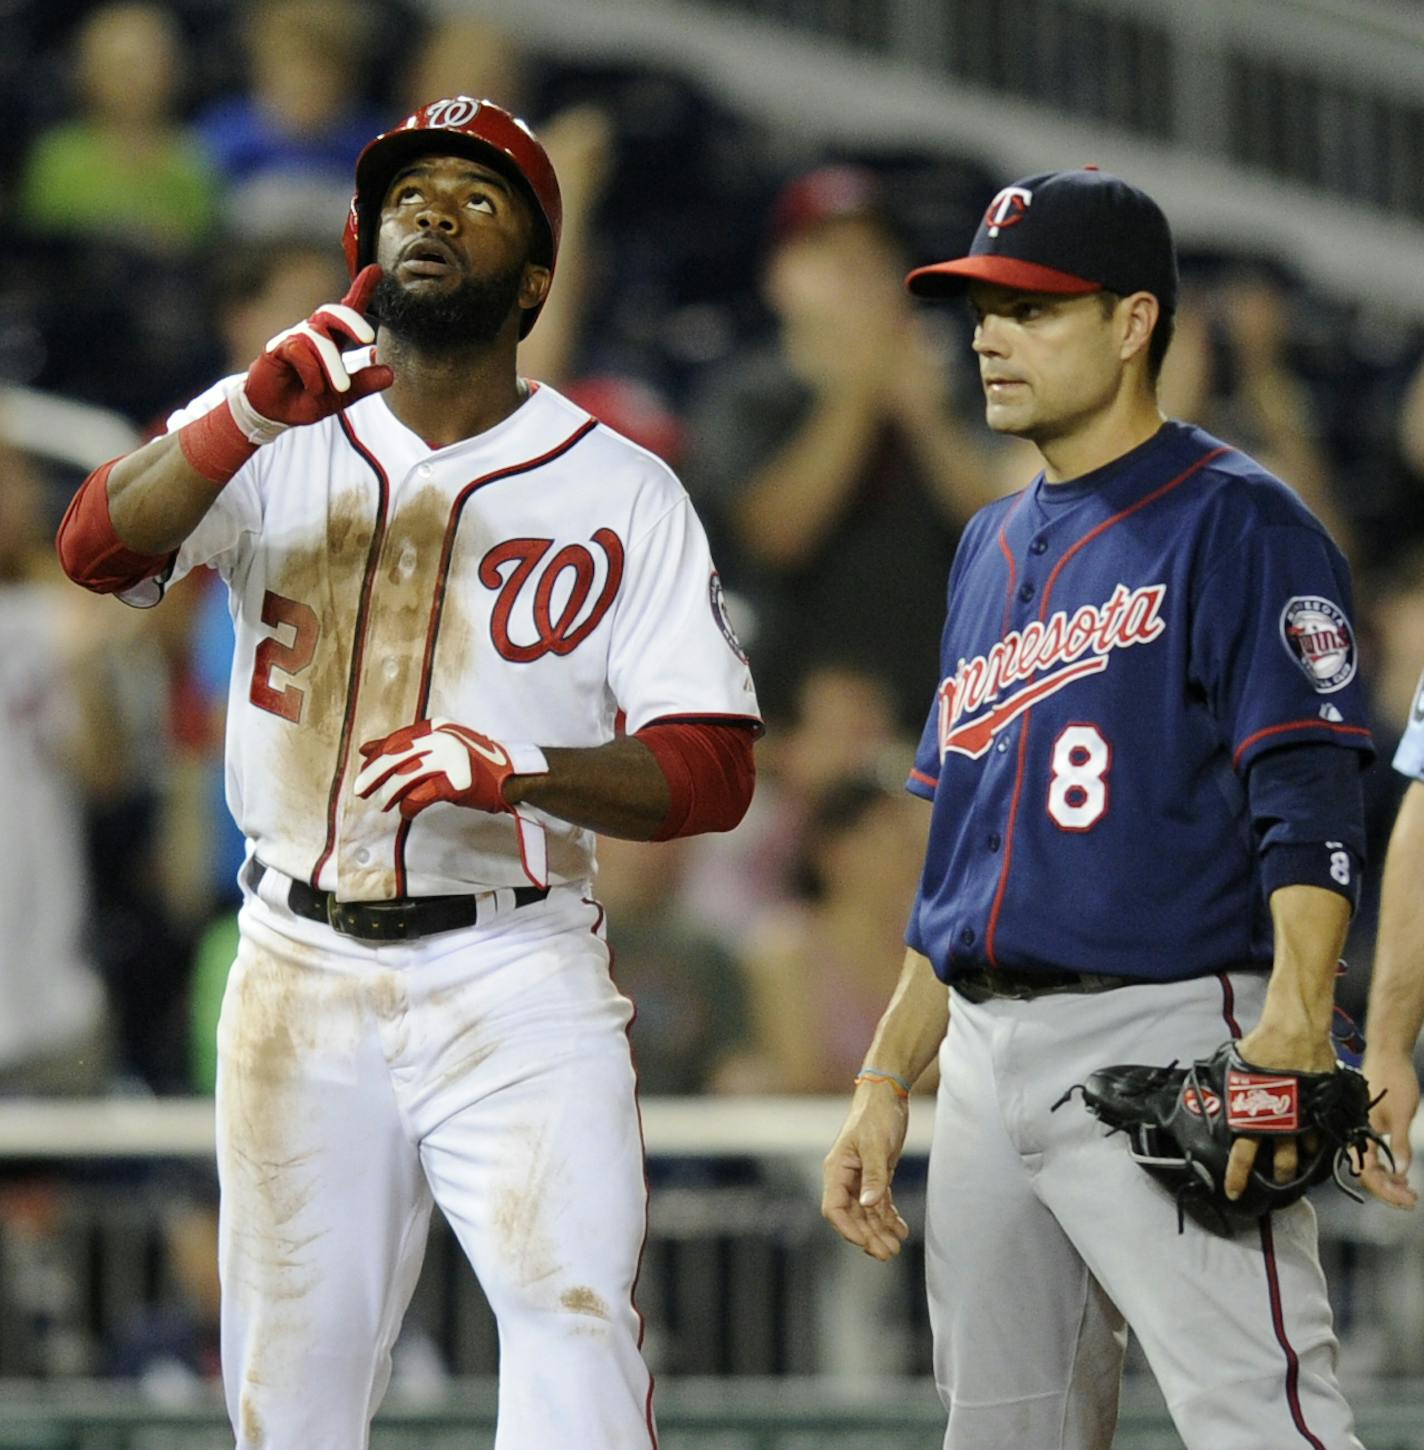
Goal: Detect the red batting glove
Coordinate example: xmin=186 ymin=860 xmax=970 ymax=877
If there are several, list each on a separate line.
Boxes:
xmin=179 ymin=265 xmax=395 ymax=484
xmin=238 ymin=264 xmax=394 ymax=431
xmin=354 ymin=720 xmax=551 ymax=886
xmin=353 ymin=720 xmax=524 ymax=819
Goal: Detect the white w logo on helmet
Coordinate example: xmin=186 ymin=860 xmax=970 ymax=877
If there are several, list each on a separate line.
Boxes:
xmin=424 ymin=96 xmax=482 ymax=129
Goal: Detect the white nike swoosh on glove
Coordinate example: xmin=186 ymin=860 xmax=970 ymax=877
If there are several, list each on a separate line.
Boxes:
xmin=447 ymin=730 xmax=508 ymax=768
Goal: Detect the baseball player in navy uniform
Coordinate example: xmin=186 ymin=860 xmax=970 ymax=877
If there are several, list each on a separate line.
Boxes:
xmin=822 ymin=169 xmax=1372 ymax=1448
xmin=56 ymin=98 xmax=760 ymax=1449
xmin=1360 ymin=669 xmax=1424 ymax=1210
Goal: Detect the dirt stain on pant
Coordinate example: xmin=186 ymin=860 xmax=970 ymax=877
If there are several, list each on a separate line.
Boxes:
xmin=240 ymin=1390 xmax=264 ymax=1447
xmin=219 ymin=933 xmax=360 ymax=1416
xmin=559 ymin=1286 xmax=610 ymax=1320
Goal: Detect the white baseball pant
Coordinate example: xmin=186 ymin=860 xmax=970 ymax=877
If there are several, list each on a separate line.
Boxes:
xmin=215 ymin=875 xmax=656 ymax=1450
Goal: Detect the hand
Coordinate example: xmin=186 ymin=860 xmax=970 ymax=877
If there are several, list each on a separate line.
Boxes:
xmin=234 ymin=265 xmax=394 ymax=439
xmin=821 ymin=1082 xmax=911 ymax=1261
xmin=882 ymin=315 xmax=955 ymax=428
xmin=538 ymin=103 xmax=615 ymax=208
xmin=354 ymin=719 xmax=550 ymax=887
xmin=1360 ymin=1047 xmax=1420 ymax=1209
xmin=1219 ymin=274 xmax=1291 ymax=373
xmin=354 ymin=719 xmax=522 ymax=820
xmin=1225 ymin=1018 xmax=1336 ymax=1201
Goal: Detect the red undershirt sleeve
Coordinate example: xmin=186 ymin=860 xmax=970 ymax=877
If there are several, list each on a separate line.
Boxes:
xmin=634 ymin=719 xmax=758 ymax=840
xmin=56 ymin=459 xmax=175 ymax=593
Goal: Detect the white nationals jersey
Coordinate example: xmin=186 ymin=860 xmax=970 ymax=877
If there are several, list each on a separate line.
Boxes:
xmin=146 ymin=364 xmax=761 ymax=900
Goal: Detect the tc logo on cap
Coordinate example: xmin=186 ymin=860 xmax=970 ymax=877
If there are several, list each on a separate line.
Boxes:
xmin=984 ymin=186 xmax=1033 ymax=237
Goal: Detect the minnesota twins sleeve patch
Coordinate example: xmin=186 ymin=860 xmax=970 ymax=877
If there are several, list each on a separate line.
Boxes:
xmin=1279 ymin=596 xmax=1356 ymax=693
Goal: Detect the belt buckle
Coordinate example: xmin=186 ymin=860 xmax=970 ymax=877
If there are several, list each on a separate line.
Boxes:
xmin=327 ymin=898 xmax=406 ymax=941
xmin=326 ymin=896 xmax=365 ymax=937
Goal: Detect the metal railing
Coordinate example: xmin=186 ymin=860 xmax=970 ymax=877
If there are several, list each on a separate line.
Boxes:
xmin=1 ymin=1098 xmax=1422 ymax=1386
xmin=445 ymin=0 xmax=1424 ymax=314
xmin=6 ymin=1377 xmax=1424 ymax=1449
xmin=691 ymin=0 xmax=1424 ymax=219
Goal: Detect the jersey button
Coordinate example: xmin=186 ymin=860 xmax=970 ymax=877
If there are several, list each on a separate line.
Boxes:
xmin=382 ymin=658 xmax=400 ymax=680
xmin=987 ymin=833 xmax=1000 ymax=852
xmin=1017 ymin=582 xmax=1035 ymax=602
xmin=355 ymin=848 xmax=371 ymax=865
xmin=1030 ymin=537 xmax=1048 ymax=555
xmin=995 ymin=737 xmax=1009 ymax=754
xmin=959 ymin=927 xmax=976 ymax=947
xmin=417 ymin=464 xmax=433 ymax=479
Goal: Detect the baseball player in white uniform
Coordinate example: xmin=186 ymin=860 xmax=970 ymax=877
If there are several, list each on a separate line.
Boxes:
xmin=58 ymin=97 xmax=761 ymax=1450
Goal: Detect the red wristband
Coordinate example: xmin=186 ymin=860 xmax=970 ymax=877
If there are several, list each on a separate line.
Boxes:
xmin=635 ymin=719 xmax=757 ymax=839
xmin=177 ymin=400 xmax=258 ymax=485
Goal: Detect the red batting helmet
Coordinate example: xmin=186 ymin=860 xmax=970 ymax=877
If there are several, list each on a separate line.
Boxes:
xmin=342 ymin=95 xmax=562 ymax=338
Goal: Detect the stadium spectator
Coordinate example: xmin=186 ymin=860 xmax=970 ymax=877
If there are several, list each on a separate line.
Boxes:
xmin=737 ymin=777 xmax=930 ymax=1094
xmin=562 ymin=374 xmax=686 ymax=465
xmin=684 ymin=164 xmax=993 ymax=726
xmin=593 ymin=834 xmax=772 ymax=1095
xmin=1159 ymin=254 xmax=1356 ymax=557
xmin=18 ymin=3 xmax=217 ymax=250
xmin=195 ymin=0 xmax=384 ymax=240
xmin=675 ymin=660 xmax=909 ymax=950
xmin=107 ymin=1184 xmax=222 ymax=1395
xmin=0 ymin=444 xmax=118 ymax=1094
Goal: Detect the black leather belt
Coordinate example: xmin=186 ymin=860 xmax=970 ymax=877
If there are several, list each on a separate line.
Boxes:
xmin=244 ymin=858 xmax=549 ymax=942
xmin=951 ymin=965 xmax=1135 ymax=1003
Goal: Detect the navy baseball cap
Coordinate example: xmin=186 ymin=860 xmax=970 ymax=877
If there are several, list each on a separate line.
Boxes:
xmin=906 ymin=168 xmax=1178 ymax=312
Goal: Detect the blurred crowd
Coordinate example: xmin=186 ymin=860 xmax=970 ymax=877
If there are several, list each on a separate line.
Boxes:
xmin=2 ymin=0 xmax=1424 ymax=1384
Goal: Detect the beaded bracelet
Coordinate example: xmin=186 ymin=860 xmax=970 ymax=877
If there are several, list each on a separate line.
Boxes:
xmin=853 ymin=1066 xmax=911 ymax=1099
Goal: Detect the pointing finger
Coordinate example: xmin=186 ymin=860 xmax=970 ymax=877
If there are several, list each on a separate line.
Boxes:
xmin=312 ymin=302 xmax=376 ymax=349
xmin=343 ymin=263 xmax=383 ymax=316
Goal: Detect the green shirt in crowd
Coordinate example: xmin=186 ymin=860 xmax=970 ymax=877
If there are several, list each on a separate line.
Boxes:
xmin=21 ymin=122 xmax=218 ymax=247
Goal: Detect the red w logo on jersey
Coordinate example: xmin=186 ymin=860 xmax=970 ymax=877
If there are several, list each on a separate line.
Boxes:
xmin=937 ymin=583 xmax=1166 ymax=760
xmin=480 ymin=530 xmax=625 ymax=662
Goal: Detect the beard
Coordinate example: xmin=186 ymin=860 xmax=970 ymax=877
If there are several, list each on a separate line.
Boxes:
xmin=372 ymin=262 xmax=524 ymax=349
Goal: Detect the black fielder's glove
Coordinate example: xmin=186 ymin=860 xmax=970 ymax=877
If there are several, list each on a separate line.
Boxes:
xmin=1057 ymin=1041 xmax=1387 ymax=1231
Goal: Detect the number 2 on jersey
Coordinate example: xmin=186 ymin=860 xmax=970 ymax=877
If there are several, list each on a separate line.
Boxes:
xmin=250 ymin=590 xmax=319 ymax=723
xmin=1047 ymin=723 xmax=1110 ymax=830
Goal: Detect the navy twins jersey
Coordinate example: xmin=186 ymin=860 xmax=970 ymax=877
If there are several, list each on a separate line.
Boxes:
xmin=905 ymin=421 xmax=1374 ymax=984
